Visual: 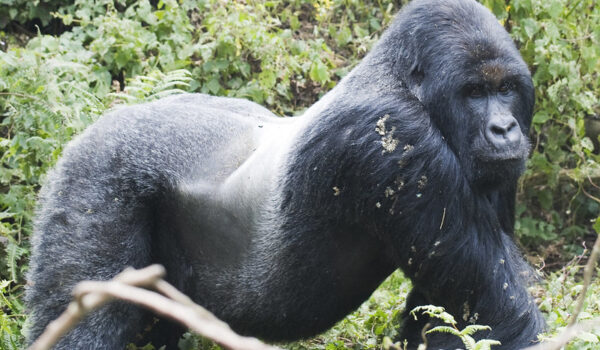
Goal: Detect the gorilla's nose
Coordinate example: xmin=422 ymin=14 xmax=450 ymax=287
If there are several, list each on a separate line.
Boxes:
xmin=485 ymin=115 xmax=521 ymax=149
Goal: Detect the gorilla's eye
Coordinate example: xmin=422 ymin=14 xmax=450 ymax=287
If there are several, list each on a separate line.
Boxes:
xmin=467 ymin=85 xmax=484 ymax=98
xmin=498 ymin=81 xmax=513 ymax=94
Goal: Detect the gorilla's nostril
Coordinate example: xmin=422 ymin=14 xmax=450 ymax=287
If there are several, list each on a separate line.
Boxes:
xmin=491 ymin=124 xmax=507 ymax=136
xmin=506 ymin=120 xmax=518 ymax=133
xmin=486 ymin=116 xmax=522 ymax=147
xmin=490 ymin=119 xmax=517 ymax=136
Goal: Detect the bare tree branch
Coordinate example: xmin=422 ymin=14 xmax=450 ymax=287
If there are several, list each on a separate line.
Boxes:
xmin=27 ymin=265 xmax=280 ymax=350
xmin=522 ymin=317 xmax=600 ymax=350
xmin=569 ymin=234 xmax=600 ymax=326
xmin=28 ymin=265 xmax=166 ymax=350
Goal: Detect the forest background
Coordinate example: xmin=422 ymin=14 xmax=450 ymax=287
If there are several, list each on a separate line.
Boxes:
xmin=0 ymin=0 xmax=599 ymax=349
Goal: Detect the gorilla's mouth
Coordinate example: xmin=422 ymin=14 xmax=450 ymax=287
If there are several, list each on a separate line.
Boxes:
xmin=477 ymin=149 xmax=528 ymax=162
xmin=472 ymin=137 xmax=531 ymax=163
xmin=471 ymin=156 xmax=527 ymax=188
xmin=478 ymin=156 xmax=526 ymax=171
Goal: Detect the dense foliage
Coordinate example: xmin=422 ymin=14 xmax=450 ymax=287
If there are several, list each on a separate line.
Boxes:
xmin=0 ymin=0 xmax=599 ymax=349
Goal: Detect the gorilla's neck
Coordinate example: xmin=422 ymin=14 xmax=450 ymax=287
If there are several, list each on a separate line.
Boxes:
xmin=302 ymin=49 xmax=402 ymax=123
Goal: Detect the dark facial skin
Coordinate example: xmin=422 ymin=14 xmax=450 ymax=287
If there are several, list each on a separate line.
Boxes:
xmin=467 ymin=80 xmax=526 ymax=153
xmin=462 ymin=69 xmax=532 ymax=188
xmin=416 ymin=56 xmax=532 ymax=191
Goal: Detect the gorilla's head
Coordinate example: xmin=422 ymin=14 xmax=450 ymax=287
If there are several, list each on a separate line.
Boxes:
xmin=380 ymin=0 xmax=534 ymax=189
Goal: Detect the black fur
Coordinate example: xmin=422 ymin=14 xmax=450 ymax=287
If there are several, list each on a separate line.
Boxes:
xmin=26 ymin=0 xmax=545 ymax=349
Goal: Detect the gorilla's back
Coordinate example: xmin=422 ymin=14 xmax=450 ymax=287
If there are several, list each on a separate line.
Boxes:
xmin=26 ymin=94 xmax=297 ymax=347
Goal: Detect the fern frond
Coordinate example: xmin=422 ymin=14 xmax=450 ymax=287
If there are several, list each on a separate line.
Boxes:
xmin=426 ymin=326 xmax=461 ymax=336
xmin=473 ymin=339 xmax=501 ymax=350
xmin=461 ymin=325 xmax=492 ymax=336
xmin=460 ymin=335 xmax=476 ymax=350
xmin=410 ymin=305 xmax=457 ymax=325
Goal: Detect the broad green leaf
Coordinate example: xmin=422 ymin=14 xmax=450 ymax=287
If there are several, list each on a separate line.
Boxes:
xmin=309 ymin=60 xmax=329 ymax=85
xmin=593 ymin=217 xmax=600 ymax=234
xmin=533 ymin=112 xmax=550 ymax=124
xmin=520 ymin=18 xmax=540 ymax=39
xmin=581 ymin=137 xmax=594 ymax=152
xmin=546 ymin=0 xmax=563 ymax=19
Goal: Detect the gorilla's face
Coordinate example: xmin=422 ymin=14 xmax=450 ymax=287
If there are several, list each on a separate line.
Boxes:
xmin=461 ymin=61 xmax=533 ymax=188
xmin=386 ymin=0 xmax=535 ymax=191
xmin=421 ymin=54 xmax=534 ymax=190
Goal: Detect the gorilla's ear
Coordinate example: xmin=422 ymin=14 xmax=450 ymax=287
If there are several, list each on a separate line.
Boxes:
xmin=409 ymin=63 xmax=424 ymax=86
xmin=408 ymin=62 xmax=425 ymax=101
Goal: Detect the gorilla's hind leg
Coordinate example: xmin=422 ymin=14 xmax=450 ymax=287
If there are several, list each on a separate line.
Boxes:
xmin=26 ymin=180 xmax=156 ymax=348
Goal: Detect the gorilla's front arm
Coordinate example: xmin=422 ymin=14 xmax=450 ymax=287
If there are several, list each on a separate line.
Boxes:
xmin=26 ymin=0 xmax=545 ymax=349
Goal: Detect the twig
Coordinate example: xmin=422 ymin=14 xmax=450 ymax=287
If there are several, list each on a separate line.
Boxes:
xmin=28 ymin=265 xmax=166 ymax=350
xmin=419 ymin=322 xmax=431 ymax=349
xmin=153 ymin=279 xmax=277 ymax=349
xmin=522 ymin=317 xmax=600 ymax=350
xmin=74 ymin=281 xmax=278 ymax=350
xmin=587 ymin=174 xmax=600 ymax=191
xmin=439 ymin=207 xmax=446 ymax=230
xmin=28 ymin=265 xmax=280 ymax=350
xmin=569 ymin=234 xmax=600 ymax=326
xmin=581 ymin=185 xmax=600 ymax=205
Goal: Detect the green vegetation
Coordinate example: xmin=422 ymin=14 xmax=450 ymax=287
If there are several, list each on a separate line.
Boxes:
xmin=410 ymin=305 xmax=501 ymax=350
xmin=0 ymin=0 xmax=599 ymax=349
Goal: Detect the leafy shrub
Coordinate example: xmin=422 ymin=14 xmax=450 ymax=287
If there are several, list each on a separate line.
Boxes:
xmin=0 ymin=0 xmax=63 ymax=28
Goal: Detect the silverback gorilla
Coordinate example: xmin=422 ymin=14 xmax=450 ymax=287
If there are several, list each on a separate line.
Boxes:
xmin=26 ymin=0 xmax=546 ymax=348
